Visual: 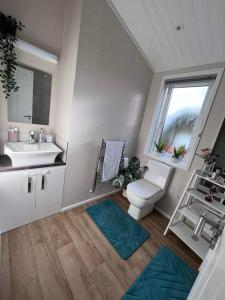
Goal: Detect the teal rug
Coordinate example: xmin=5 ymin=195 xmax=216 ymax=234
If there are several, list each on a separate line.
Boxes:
xmin=122 ymin=246 xmax=198 ymax=300
xmin=86 ymin=199 xmax=150 ymax=259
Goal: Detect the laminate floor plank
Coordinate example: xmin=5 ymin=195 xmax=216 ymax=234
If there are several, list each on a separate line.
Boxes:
xmin=91 ymin=262 xmax=124 ymax=300
xmin=44 ymin=213 xmax=73 ymax=250
xmin=57 ymin=243 xmax=102 ymax=300
xmin=45 ymin=213 xmax=102 ymax=300
xmin=0 ymin=193 xmax=202 ymax=300
xmin=0 ymin=234 xmax=12 ymax=300
xmin=62 ymin=211 xmax=104 ymax=273
xmin=6 ymin=227 xmax=44 ymax=300
xmin=77 ymin=212 xmax=137 ymax=290
xmin=28 ymin=220 xmax=74 ymax=300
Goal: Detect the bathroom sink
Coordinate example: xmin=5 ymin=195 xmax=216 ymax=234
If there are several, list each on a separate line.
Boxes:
xmin=4 ymin=142 xmax=62 ymax=167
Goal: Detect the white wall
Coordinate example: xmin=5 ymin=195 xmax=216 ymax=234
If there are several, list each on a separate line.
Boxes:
xmin=0 ymin=0 xmax=66 ymax=56
xmin=136 ymin=62 xmax=225 ymax=217
xmin=62 ymin=0 xmax=153 ymax=208
xmin=55 ymin=0 xmax=83 ymax=148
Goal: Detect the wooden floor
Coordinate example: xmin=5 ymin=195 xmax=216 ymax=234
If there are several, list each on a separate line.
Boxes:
xmin=0 ymin=193 xmax=202 ymax=300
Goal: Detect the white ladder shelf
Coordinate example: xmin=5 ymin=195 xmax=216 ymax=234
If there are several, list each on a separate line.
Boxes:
xmin=164 ymin=170 xmax=225 ymax=259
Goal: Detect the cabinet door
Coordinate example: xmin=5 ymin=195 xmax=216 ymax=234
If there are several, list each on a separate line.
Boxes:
xmin=0 ymin=170 xmax=36 ymax=233
xmin=36 ymin=166 xmax=65 ymax=209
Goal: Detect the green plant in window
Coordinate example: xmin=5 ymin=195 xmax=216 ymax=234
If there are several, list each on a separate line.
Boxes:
xmin=154 ymin=139 xmax=165 ymax=153
xmin=0 ymin=11 xmax=25 ymax=98
xmin=173 ymin=145 xmax=186 ymax=159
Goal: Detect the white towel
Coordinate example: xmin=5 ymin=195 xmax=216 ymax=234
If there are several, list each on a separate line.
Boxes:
xmin=101 ymin=141 xmax=124 ymax=182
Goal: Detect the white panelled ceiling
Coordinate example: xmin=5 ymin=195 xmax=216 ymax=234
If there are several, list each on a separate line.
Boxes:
xmin=108 ymin=0 xmax=225 ymax=72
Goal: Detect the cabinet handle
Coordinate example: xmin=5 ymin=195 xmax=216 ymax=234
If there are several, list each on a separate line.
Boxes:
xmin=27 ymin=177 xmax=32 ymax=193
xmin=41 ymin=175 xmax=46 ymax=190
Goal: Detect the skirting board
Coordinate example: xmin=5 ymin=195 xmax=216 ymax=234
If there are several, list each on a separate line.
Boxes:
xmin=154 ymin=205 xmax=171 ymax=220
xmin=60 ymin=188 xmax=122 ymax=212
xmin=60 ymin=188 xmax=171 ymax=221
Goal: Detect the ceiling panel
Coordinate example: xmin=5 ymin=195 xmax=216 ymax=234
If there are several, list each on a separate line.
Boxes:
xmin=108 ymin=0 xmax=225 ymax=71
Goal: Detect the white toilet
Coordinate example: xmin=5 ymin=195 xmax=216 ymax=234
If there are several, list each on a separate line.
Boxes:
xmin=127 ymin=160 xmax=173 ymax=220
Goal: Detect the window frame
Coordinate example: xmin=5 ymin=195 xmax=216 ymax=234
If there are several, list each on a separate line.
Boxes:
xmin=144 ymin=68 xmax=224 ymax=171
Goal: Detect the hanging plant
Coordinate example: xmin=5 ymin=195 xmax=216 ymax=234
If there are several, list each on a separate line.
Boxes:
xmin=0 ymin=11 xmax=25 ymax=98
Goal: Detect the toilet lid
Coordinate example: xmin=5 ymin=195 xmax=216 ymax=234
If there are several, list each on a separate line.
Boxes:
xmin=127 ymin=179 xmax=161 ymax=199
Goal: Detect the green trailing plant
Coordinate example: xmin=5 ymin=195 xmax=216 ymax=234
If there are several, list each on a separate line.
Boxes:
xmin=173 ymin=145 xmax=186 ymax=159
xmin=154 ymin=139 xmax=165 ymax=153
xmin=112 ymin=157 xmax=141 ymax=188
xmin=0 ymin=11 xmax=25 ymax=98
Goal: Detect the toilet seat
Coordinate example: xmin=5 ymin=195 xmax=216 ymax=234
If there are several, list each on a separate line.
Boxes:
xmin=127 ymin=179 xmax=161 ymax=199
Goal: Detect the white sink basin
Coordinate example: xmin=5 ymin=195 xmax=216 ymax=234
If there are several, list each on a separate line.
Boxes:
xmin=4 ymin=142 xmax=62 ymax=167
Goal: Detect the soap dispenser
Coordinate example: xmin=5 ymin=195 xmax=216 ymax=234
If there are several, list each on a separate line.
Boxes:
xmin=39 ymin=128 xmax=45 ymax=143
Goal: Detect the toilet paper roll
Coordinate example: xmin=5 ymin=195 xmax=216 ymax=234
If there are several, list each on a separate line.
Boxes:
xmin=123 ymin=157 xmax=129 ymax=169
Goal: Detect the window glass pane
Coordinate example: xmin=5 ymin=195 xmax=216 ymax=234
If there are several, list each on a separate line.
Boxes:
xmin=160 ymin=85 xmax=209 ymax=155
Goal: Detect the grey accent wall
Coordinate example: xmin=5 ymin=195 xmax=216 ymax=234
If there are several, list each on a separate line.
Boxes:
xmin=213 ymin=118 xmax=225 ymax=169
xmin=136 ymin=62 xmax=225 ymax=217
xmin=62 ymin=0 xmax=152 ymax=208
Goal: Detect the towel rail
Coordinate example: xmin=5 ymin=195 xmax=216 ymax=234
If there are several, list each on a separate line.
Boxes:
xmin=90 ymin=139 xmax=126 ymax=193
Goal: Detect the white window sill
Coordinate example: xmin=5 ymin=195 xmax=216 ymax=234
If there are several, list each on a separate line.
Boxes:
xmin=144 ymin=151 xmax=189 ymax=171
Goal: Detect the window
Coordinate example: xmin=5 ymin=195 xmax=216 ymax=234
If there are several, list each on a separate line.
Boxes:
xmin=145 ymin=69 xmax=224 ymax=170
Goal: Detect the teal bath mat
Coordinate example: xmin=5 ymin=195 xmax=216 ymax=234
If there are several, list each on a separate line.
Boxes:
xmin=122 ymin=246 xmax=198 ymax=300
xmin=86 ymin=199 xmax=150 ymax=259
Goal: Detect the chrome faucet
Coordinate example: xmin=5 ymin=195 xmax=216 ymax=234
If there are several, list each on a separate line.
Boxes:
xmin=39 ymin=128 xmax=45 ymax=143
xmin=29 ymin=130 xmax=36 ymax=143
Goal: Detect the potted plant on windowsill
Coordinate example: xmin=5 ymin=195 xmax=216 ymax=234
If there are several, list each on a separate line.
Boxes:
xmin=154 ymin=139 xmax=166 ymax=157
xmin=171 ymin=145 xmax=186 ymax=163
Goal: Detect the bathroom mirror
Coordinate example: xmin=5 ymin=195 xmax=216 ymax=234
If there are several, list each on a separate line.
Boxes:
xmin=8 ymin=64 xmax=52 ymax=125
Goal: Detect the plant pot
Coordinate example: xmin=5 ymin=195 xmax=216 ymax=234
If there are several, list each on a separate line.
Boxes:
xmin=155 ymin=152 xmax=162 ymax=157
xmin=171 ymin=157 xmax=181 ymax=163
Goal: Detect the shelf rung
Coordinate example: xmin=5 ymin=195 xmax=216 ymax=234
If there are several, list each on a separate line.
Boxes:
xmin=170 ymin=222 xmax=209 ymax=259
xmin=187 ymin=189 xmax=225 ymax=217
xmin=178 ymin=204 xmax=215 ymax=237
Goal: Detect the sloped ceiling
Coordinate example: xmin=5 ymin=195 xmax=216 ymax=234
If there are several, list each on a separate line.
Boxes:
xmin=108 ymin=0 xmax=225 ymax=72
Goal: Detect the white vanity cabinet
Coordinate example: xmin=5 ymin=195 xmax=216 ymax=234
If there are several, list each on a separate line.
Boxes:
xmin=35 ymin=166 xmax=65 ymax=209
xmin=0 ymin=165 xmax=65 ymax=233
xmin=0 ymin=169 xmax=35 ymax=233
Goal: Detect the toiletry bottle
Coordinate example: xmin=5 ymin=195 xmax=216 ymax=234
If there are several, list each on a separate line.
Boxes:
xmin=39 ymin=128 xmax=45 ymax=143
xmin=46 ymin=129 xmax=53 ymax=143
xmin=8 ymin=127 xmax=19 ymax=142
